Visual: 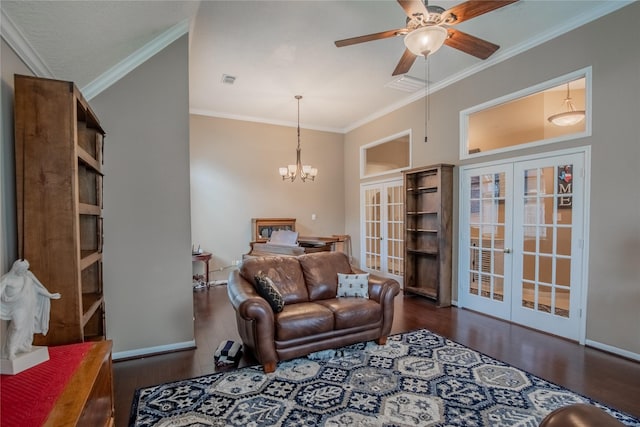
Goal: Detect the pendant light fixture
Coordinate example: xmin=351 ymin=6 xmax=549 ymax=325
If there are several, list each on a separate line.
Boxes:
xmin=548 ymin=82 xmax=585 ymax=126
xmin=279 ymin=95 xmax=317 ymax=182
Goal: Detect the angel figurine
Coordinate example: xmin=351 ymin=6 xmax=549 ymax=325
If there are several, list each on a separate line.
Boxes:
xmin=0 ymin=259 xmax=61 ymax=359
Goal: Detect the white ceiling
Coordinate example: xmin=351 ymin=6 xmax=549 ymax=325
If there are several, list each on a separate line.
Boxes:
xmin=1 ymin=1 xmax=632 ymax=132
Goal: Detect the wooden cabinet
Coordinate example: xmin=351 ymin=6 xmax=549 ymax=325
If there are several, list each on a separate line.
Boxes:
xmin=14 ymin=75 xmax=106 ymax=345
xmin=45 ymin=341 xmax=114 ymax=427
xmin=1 ymin=341 xmax=115 ymax=427
xmin=403 ymin=164 xmax=454 ymax=307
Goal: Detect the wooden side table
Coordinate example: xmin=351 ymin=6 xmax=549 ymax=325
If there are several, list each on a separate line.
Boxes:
xmin=0 ymin=340 xmax=114 ymax=427
xmin=192 ymin=252 xmax=212 ymax=286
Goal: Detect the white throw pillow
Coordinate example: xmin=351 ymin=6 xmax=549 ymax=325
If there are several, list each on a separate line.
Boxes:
xmin=337 ymin=273 xmax=369 ymax=298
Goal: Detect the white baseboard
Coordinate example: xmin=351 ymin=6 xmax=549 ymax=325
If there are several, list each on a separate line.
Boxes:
xmin=585 ymin=339 xmax=640 ymax=362
xmin=113 ymin=340 xmax=196 ymax=361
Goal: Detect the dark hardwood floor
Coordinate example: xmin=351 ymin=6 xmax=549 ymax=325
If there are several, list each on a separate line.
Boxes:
xmin=114 ymin=285 xmax=640 ymax=426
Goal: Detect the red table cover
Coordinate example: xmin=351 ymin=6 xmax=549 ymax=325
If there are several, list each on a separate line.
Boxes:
xmin=0 ymin=342 xmax=94 ymax=427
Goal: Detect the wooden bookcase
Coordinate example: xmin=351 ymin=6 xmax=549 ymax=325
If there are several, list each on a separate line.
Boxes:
xmin=14 ymin=75 xmax=106 ymax=345
xmin=403 ymin=164 xmax=454 ymax=307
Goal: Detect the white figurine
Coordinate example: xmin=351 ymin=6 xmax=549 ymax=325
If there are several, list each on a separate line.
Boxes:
xmin=0 ymin=259 xmax=61 ymax=359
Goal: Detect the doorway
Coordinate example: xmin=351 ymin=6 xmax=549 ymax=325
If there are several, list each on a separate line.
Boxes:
xmin=458 ymin=148 xmax=589 ymax=342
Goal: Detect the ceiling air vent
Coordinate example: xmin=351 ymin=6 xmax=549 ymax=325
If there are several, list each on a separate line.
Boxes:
xmin=384 ymin=75 xmax=426 ymax=93
xmin=221 ymin=74 xmax=236 ymax=85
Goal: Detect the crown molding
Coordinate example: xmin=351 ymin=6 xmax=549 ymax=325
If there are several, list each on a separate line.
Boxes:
xmin=82 ymin=19 xmax=189 ymax=101
xmin=343 ymin=0 xmax=633 ymax=133
xmin=190 ymin=108 xmax=343 ymax=134
xmin=1 ymin=8 xmax=55 ymax=78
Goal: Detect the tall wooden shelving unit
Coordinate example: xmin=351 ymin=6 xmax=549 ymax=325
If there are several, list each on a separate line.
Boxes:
xmin=14 ymin=75 xmax=106 ymax=345
xmin=403 ymin=164 xmax=454 ymax=307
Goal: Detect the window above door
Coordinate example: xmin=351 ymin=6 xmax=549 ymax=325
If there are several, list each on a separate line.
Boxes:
xmin=460 ymin=67 xmax=592 ymax=160
xmin=361 ymin=130 xmax=412 ymax=179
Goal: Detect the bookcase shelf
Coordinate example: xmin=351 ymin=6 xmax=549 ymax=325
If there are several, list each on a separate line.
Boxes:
xmin=15 ymin=74 xmax=107 ymax=345
xmin=403 ymin=164 xmax=453 ymax=307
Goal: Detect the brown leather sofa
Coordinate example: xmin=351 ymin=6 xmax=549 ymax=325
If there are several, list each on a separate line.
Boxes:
xmin=227 ymin=251 xmax=401 ymax=373
xmin=539 ymin=404 xmax=626 ymax=427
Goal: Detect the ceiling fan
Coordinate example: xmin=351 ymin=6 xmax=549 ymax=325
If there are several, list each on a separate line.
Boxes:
xmin=335 ymin=0 xmax=520 ymax=76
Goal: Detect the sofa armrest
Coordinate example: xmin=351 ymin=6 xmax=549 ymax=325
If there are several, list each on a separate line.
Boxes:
xmin=352 ymin=267 xmax=401 ymax=304
xmin=352 ymin=267 xmax=400 ymax=338
xmin=228 ymin=270 xmax=275 ymax=323
xmin=539 ymin=404 xmax=626 ymax=427
xmin=228 ymin=270 xmax=280 ymax=371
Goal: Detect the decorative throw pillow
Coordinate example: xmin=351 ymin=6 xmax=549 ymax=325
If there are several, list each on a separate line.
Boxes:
xmin=254 ymin=272 xmax=285 ymax=313
xmin=337 ymin=273 xmax=369 ymax=298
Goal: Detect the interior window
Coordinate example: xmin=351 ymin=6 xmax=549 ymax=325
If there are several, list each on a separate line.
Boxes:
xmin=361 ymin=130 xmax=411 ymax=178
xmin=461 ymin=68 xmax=591 ymax=159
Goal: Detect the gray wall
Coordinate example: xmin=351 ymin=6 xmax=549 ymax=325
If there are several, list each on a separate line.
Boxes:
xmin=345 ymin=3 xmax=640 ymax=355
xmin=1 ymin=35 xmax=193 ymax=356
xmin=90 ymin=35 xmax=194 ymax=355
xmin=0 ymin=39 xmax=32 ymax=275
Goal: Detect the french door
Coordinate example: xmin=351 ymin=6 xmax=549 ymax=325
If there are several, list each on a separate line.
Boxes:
xmin=360 ymin=179 xmax=404 ymax=284
xmin=459 ymin=150 xmax=588 ymax=341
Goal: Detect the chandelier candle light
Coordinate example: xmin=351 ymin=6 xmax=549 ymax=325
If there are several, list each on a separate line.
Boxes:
xmin=279 ymin=95 xmax=318 ymax=182
xmin=547 ymin=82 xmax=586 ymax=126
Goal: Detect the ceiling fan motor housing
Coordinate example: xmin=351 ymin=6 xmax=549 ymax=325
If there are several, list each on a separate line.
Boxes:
xmin=407 ymin=5 xmax=446 ymax=29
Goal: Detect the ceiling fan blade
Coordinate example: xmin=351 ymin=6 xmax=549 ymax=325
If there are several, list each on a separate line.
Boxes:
xmin=397 ymin=0 xmax=428 ymax=19
xmin=392 ymin=49 xmax=418 ymax=76
xmin=335 ymin=28 xmax=407 ymax=47
xmin=444 ymin=28 xmax=499 ymax=59
xmin=444 ymin=0 xmax=519 ymax=25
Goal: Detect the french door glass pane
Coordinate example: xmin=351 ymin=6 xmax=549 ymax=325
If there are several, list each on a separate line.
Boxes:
xmin=363 ymin=182 xmax=404 ymax=277
xmin=519 ymin=164 xmax=573 ymax=317
xmin=365 ymin=188 xmax=381 ymax=271
xmin=468 ymin=172 xmax=505 ymax=301
xmin=387 ymin=184 xmax=404 ymax=276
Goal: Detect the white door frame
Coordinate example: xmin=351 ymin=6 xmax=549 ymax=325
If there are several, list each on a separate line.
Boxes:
xmin=457 ymin=146 xmax=591 ymax=344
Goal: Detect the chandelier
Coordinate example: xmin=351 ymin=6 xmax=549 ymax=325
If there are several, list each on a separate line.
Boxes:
xmin=279 ymin=95 xmax=317 ymax=182
xmin=547 ymin=82 xmax=586 ymax=126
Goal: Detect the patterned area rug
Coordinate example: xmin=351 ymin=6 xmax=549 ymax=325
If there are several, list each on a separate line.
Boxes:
xmin=129 ymin=329 xmax=640 ymax=426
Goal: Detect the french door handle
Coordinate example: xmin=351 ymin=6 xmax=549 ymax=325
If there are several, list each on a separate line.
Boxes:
xmin=504 ymin=248 xmax=512 ymax=254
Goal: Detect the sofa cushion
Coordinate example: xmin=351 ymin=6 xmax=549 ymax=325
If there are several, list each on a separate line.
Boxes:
xmin=240 ymin=256 xmax=309 ymax=303
xmin=317 ymin=298 xmax=382 ymax=330
xmin=298 ymin=252 xmax=353 ymax=301
xmin=254 ymin=272 xmax=285 ymax=313
xmin=275 ymin=302 xmax=334 ymax=341
xmin=337 ymin=273 xmax=369 ymax=298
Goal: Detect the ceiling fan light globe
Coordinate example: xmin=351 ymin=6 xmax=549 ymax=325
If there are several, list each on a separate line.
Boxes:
xmin=404 ymin=25 xmax=448 ymax=57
